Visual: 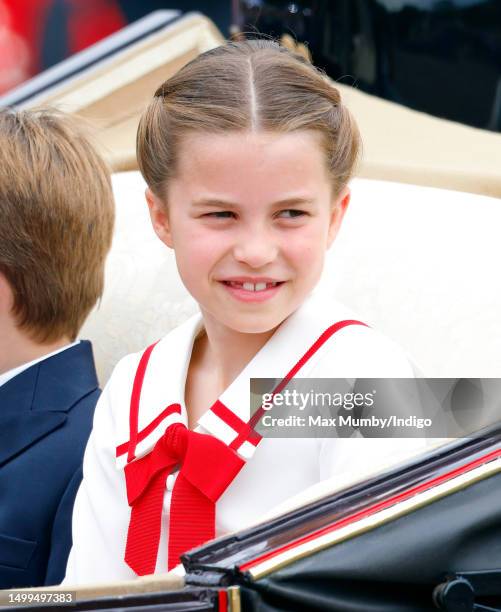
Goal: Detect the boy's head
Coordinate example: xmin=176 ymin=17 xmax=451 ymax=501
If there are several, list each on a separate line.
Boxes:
xmin=0 ymin=108 xmax=115 ymax=344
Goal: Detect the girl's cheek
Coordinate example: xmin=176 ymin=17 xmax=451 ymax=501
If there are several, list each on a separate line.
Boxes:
xmin=284 ymin=227 xmax=326 ymax=259
xmin=184 ymin=233 xmax=233 ymax=262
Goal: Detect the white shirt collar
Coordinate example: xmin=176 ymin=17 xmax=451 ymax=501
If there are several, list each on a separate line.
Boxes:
xmin=0 ymin=340 xmax=80 ymax=388
xmin=115 ymin=291 xmax=355 ymax=469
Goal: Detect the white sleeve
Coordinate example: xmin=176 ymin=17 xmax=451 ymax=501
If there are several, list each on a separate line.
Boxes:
xmin=63 ymin=359 xmax=138 ymax=586
xmin=310 ymin=325 xmax=429 ymax=483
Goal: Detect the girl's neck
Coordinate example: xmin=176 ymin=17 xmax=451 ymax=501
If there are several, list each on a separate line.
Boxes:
xmin=195 ymin=316 xmax=278 ymax=392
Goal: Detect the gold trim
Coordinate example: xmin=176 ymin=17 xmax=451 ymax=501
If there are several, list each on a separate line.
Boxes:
xmin=1 ymin=572 xmax=184 ymax=601
xmin=228 ymin=586 xmax=241 ymax=612
xmin=248 ymin=456 xmax=501 ymax=580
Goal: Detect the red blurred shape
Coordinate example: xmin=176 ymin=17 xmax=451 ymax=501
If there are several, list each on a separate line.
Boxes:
xmin=0 ymin=0 xmax=126 ymax=94
xmin=66 ymin=0 xmax=126 ymax=55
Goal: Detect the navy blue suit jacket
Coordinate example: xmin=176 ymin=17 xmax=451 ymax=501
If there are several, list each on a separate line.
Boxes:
xmin=0 ymin=341 xmax=99 ymax=588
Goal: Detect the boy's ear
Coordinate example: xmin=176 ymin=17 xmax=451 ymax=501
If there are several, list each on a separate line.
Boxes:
xmin=327 ymin=186 xmax=350 ymax=249
xmin=145 ymin=188 xmax=173 ymax=249
xmin=0 ymin=272 xmax=15 ymax=322
xmin=0 ymin=272 xmax=11 ymax=312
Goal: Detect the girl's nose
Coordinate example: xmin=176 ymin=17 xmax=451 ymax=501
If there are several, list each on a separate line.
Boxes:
xmin=232 ymin=230 xmax=279 ymax=268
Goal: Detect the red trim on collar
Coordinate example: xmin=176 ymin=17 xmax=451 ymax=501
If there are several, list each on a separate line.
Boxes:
xmin=116 ymin=403 xmax=181 ymax=458
xmin=122 ymin=319 xmax=367 ymax=462
xmin=211 ymin=400 xmax=261 ymax=449
xmin=127 ymin=342 xmax=159 ymax=462
xmin=248 ymin=320 xmax=367 ymax=431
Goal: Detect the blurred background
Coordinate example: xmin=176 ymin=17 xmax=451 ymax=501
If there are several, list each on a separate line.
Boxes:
xmin=0 ymin=0 xmax=499 ymax=131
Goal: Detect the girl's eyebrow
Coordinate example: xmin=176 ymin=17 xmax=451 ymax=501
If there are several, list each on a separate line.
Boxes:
xmin=192 ymin=197 xmax=316 ymax=208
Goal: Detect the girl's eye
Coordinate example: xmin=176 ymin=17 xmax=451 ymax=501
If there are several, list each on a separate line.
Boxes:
xmin=278 ymin=209 xmax=307 ymax=219
xmin=204 ymin=211 xmax=236 ymax=219
xmin=202 ymin=210 xmax=307 ymax=220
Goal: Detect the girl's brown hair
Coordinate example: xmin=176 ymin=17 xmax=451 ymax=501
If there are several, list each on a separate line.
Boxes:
xmin=137 ymin=38 xmax=361 ymax=199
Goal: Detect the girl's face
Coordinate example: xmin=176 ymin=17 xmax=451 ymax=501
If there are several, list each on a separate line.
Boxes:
xmin=147 ymin=130 xmax=349 ymax=335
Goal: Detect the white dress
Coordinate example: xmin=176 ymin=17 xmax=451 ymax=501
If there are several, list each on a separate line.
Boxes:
xmin=64 ymin=293 xmax=425 ymax=584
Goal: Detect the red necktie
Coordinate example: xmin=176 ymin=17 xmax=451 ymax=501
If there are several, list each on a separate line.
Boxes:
xmin=124 ymin=422 xmax=245 ymax=575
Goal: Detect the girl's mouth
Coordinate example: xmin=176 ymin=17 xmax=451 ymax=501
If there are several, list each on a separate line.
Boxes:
xmin=220 ymin=280 xmax=285 ymax=302
xmin=223 ymin=281 xmax=281 ymax=292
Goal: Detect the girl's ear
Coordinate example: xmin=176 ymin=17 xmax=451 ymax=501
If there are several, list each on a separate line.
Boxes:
xmin=145 ymin=188 xmax=173 ymax=249
xmin=327 ymin=186 xmax=350 ymax=249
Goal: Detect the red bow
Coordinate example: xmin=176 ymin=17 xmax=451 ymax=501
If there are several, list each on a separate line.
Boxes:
xmin=124 ymin=423 xmax=245 ymax=575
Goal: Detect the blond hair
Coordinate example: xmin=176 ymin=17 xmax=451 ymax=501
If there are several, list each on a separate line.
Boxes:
xmin=0 ymin=108 xmax=115 ymax=343
xmin=137 ymin=38 xmax=361 ymax=200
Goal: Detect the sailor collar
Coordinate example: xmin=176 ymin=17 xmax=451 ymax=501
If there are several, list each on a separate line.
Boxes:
xmin=115 ymin=293 xmax=363 ymax=469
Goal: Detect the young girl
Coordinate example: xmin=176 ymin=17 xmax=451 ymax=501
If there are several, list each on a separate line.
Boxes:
xmin=64 ymin=39 xmax=422 ymax=584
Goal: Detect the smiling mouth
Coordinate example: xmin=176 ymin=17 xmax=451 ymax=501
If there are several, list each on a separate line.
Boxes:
xmin=221 ymin=281 xmax=284 ymax=292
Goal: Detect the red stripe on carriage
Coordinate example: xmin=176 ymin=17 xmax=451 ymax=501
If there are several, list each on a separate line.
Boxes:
xmin=218 ymin=589 xmax=228 ymax=611
xmin=239 ymin=447 xmax=501 ymax=573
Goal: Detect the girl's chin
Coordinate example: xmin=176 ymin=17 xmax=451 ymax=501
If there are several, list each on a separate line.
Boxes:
xmin=222 ymin=317 xmax=282 ymax=335
xmin=200 ymin=308 xmax=286 ymax=336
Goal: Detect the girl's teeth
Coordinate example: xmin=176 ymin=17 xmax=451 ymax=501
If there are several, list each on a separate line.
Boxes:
xmin=228 ymin=281 xmax=279 ymax=291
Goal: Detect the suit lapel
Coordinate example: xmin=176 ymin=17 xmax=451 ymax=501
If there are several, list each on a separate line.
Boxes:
xmin=0 ymin=410 xmax=67 ymax=467
xmin=31 ymin=340 xmax=99 ymax=412
xmin=0 ymin=340 xmax=99 ymax=467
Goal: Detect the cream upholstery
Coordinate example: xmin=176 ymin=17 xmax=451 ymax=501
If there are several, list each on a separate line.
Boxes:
xmin=81 ymin=171 xmax=501 ymax=384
